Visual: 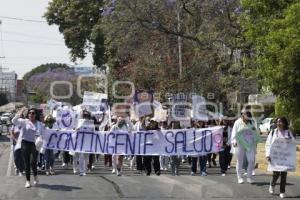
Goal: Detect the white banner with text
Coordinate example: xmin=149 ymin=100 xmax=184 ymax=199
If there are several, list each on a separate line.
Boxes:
xmin=42 ymin=126 xmax=224 ymax=155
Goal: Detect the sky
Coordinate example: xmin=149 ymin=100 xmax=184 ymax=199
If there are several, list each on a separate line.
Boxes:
xmin=0 ymin=0 xmax=93 ymax=79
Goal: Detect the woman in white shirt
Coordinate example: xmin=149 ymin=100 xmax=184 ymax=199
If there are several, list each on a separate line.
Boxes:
xmin=266 ymin=117 xmax=296 ymax=198
xmin=12 ymin=107 xmax=44 ymax=188
xmin=231 ymin=110 xmax=258 ymax=184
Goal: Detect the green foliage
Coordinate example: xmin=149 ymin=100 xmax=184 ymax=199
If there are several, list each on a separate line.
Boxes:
xmin=28 ymin=91 xmax=48 ymax=104
xmin=241 ymin=0 xmax=300 ymax=134
xmin=44 ymin=0 xmax=106 ymax=68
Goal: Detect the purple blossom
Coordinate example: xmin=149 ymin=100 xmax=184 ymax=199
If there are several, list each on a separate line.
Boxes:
xmin=234 ymin=7 xmax=242 ymax=15
xmin=164 ymin=0 xmax=176 ymax=9
xmin=102 ymin=7 xmax=114 ymax=16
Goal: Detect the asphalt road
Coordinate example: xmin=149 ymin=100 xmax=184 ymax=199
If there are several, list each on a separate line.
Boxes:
xmin=0 ymin=135 xmax=300 ymax=200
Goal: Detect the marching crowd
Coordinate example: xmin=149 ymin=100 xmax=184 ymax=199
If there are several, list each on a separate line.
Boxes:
xmin=8 ymin=106 xmax=296 ymax=198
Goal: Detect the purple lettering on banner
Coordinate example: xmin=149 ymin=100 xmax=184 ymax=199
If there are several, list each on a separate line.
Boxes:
xmin=165 ymin=131 xmax=175 ymax=153
xmin=175 ymin=131 xmax=185 ymax=153
xmin=106 ymin=132 xmax=115 ymax=154
xmin=115 ymin=133 xmax=126 ymax=154
xmin=143 ymin=132 xmax=154 ymax=154
xmin=47 ymin=132 xmax=58 ymax=149
xmin=43 ymin=127 xmax=224 ymax=155
xmin=183 ymin=130 xmax=193 ymax=153
xmin=126 ymin=134 xmax=135 ymax=155
xmin=79 ymin=132 xmax=85 ymax=151
xmin=193 ymin=129 xmax=203 ymax=152
xmin=203 ymin=130 xmax=213 ymax=152
xmin=87 ymin=132 xmax=95 ymax=152
xmin=68 ymin=132 xmax=79 ymax=151
xmin=57 ymin=132 xmax=69 ymax=150
xmin=136 ymin=132 xmax=144 ymax=154
xmin=95 ymin=133 xmax=106 ymax=153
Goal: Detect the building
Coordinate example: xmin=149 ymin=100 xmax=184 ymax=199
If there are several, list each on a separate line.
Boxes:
xmin=0 ymin=68 xmax=17 ymax=102
xmin=71 ymin=64 xmax=96 ymax=75
xmin=16 ymin=80 xmax=26 ymax=102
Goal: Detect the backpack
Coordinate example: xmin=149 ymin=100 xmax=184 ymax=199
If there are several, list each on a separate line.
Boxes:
xmin=270 ymin=128 xmax=293 ymax=139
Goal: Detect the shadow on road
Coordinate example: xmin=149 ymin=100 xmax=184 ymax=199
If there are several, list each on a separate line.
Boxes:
xmin=36 ymin=184 xmax=82 ymax=191
xmin=253 ymin=182 xmax=294 ymax=186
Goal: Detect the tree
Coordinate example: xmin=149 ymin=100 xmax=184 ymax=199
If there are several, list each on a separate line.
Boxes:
xmin=45 ymin=0 xmax=256 ymax=110
xmin=24 ymin=63 xmax=78 ymax=104
xmin=44 ymin=0 xmax=107 ymax=68
xmin=101 ymin=0 xmax=248 ymax=104
xmin=241 ymin=0 xmax=300 ymax=132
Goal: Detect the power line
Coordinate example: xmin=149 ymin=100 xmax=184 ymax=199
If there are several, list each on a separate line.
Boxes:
xmin=5 ymin=56 xmax=68 ymax=59
xmin=0 ymin=21 xmax=6 ymax=68
xmin=2 ymin=39 xmax=65 ymax=46
xmin=0 ymin=16 xmax=47 ymax=23
xmin=3 ymin=30 xmax=64 ymax=42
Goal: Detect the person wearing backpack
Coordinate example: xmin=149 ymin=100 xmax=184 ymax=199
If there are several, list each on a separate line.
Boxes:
xmin=266 ymin=117 xmax=296 ymax=198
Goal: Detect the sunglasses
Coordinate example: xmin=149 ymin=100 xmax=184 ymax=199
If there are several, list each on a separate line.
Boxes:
xmin=28 ymin=112 xmax=36 ymax=115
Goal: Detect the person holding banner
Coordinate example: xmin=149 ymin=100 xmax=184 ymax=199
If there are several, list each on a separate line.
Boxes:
xmin=12 ymin=107 xmax=44 ymax=188
xmin=110 ymin=116 xmax=133 ymax=176
xmin=143 ymin=118 xmax=161 ymax=176
xmin=43 ymin=115 xmax=56 ymax=176
xmin=219 ymin=118 xmax=232 ymax=176
xmin=133 ymin=117 xmax=147 ymax=173
xmin=170 ymin=121 xmax=181 ymax=176
xmin=231 ymin=110 xmax=259 ymax=184
xmin=266 ymin=117 xmax=296 ymax=198
xmin=73 ymin=110 xmax=95 ymax=176
xmin=190 ymin=120 xmax=208 ymax=176
xmin=159 ymin=121 xmax=169 ymax=171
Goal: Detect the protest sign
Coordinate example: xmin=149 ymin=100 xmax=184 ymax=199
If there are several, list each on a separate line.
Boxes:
xmin=55 ymin=108 xmax=78 ymax=130
xmin=83 ymin=91 xmax=108 ymax=112
xmin=170 ymin=94 xmax=190 ymax=121
xmin=268 ymin=138 xmax=296 ymax=172
xmin=47 ymin=99 xmax=62 ymax=110
xmin=192 ymin=95 xmax=208 ymax=121
xmin=43 ymin=126 xmax=224 ymax=156
xmin=236 ymin=128 xmax=261 ymax=151
xmin=133 ymin=90 xmax=154 ymax=117
xmin=154 ymin=107 xmax=168 ymax=122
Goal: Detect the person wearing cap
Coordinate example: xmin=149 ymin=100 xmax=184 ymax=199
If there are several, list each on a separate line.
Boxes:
xmin=231 ymin=109 xmax=258 ymax=184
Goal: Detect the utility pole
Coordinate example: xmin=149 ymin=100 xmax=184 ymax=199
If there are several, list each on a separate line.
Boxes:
xmin=177 ymin=4 xmax=183 ymax=80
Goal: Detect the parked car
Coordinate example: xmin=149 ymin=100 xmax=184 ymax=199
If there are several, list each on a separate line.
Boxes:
xmin=0 ymin=113 xmax=11 ymax=124
xmin=259 ymin=117 xmax=273 ymax=134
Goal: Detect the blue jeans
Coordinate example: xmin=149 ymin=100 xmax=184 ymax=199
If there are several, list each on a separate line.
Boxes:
xmin=44 ymin=149 xmax=54 ymax=170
